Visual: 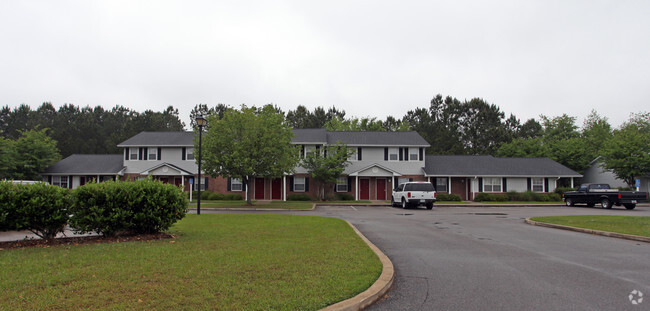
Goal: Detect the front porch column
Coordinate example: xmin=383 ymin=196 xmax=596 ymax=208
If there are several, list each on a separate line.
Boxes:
xmin=448 ymin=177 xmax=452 ymax=194
xmin=355 ymin=176 xmax=359 ymax=201
xmin=283 ymin=175 xmax=286 ymax=201
xmin=181 ymin=176 xmax=185 ymax=191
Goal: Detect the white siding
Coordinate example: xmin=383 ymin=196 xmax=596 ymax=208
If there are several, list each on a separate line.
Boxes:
xmin=123 ymin=147 xmax=198 ymax=174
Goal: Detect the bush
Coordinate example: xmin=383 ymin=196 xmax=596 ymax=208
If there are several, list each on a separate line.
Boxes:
xmin=287 ymin=193 xmax=312 ymax=201
xmin=436 ymin=193 xmax=462 ymax=201
xmin=70 ymin=179 xmax=188 ymax=237
xmin=554 ymin=187 xmax=575 ymax=195
xmin=224 ymin=193 xmax=243 ymax=200
xmin=0 ymin=181 xmax=70 ymax=239
xmin=474 ymin=193 xmax=493 ymax=202
xmin=200 ymin=190 xmax=213 ymax=200
xmin=334 ymin=193 xmax=355 ymax=201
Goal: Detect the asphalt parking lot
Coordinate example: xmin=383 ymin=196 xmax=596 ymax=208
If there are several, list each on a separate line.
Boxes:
xmin=301 ymin=204 xmax=650 ymax=311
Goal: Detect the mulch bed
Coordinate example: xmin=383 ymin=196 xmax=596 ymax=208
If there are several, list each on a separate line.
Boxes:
xmin=0 ymin=232 xmax=175 ymax=250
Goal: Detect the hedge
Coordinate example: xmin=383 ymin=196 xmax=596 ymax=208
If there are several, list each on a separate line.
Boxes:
xmin=70 ymin=179 xmax=188 ymax=237
xmin=436 ymin=193 xmax=462 ymax=201
xmin=0 ymin=181 xmax=71 ymax=239
xmin=334 ymin=193 xmax=355 ymax=201
xmin=474 ymin=191 xmax=562 ymax=202
xmin=287 ymin=193 xmax=312 ymax=201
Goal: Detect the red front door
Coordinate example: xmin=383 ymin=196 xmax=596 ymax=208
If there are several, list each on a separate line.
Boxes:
xmin=360 ymin=179 xmax=370 ymax=200
xmin=255 ymin=178 xmax=265 ymax=200
xmin=271 ymin=178 xmax=282 ymax=200
xmin=377 ymin=179 xmax=386 ymax=200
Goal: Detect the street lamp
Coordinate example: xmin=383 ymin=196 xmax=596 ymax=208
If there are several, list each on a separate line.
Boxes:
xmin=195 ymin=115 xmax=207 ymax=215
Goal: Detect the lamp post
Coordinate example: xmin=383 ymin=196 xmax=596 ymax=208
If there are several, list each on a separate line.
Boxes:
xmin=195 ymin=115 xmax=207 ymax=215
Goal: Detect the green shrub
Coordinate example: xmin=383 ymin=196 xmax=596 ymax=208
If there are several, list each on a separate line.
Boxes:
xmin=554 ymin=187 xmax=575 ymax=195
xmin=334 ymin=193 xmax=355 ymax=201
xmin=200 ymin=190 xmax=213 ymax=200
xmin=212 ymin=192 xmax=225 ymax=200
xmin=287 ymin=193 xmax=312 ymax=201
xmin=474 ymin=193 xmax=492 ymax=202
xmin=70 ymin=179 xmax=188 ymax=237
xmin=436 ymin=193 xmax=462 ymax=201
xmin=224 ymin=193 xmax=243 ymax=200
xmin=547 ymin=193 xmax=562 ymax=201
xmin=0 ymin=181 xmax=70 ymax=239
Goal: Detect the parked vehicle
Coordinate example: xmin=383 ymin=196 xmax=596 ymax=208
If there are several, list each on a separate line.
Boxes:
xmin=391 ymin=181 xmax=437 ymax=209
xmin=562 ymin=183 xmax=648 ymax=210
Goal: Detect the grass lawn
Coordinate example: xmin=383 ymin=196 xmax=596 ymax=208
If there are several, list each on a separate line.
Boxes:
xmin=192 ymin=201 xmax=314 ymax=209
xmin=0 ymin=214 xmax=382 ymax=310
xmin=530 ymin=215 xmax=650 ymax=237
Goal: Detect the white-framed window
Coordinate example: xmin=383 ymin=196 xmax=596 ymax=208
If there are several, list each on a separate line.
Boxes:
xmin=192 ymin=177 xmax=207 ymax=191
xmin=398 ymin=177 xmax=410 ymax=186
xmin=389 ymin=148 xmax=399 ymax=161
xmin=348 ymin=148 xmax=357 ymax=161
xmin=304 ymin=146 xmax=315 ymax=158
xmin=52 ymin=176 xmax=68 ymax=188
xmin=130 ymin=148 xmax=138 ymax=160
xmin=409 ymin=148 xmax=419 ymax=161
xmin=532 ymin=178 xmax=544 ymax=192
xmin=148 ymin=148 xmax=157 ymax=160
xmin=336 ymin=177 xmax=348 ymax=192
xmin=483 ymin=177 xmax=502 ymax=192
xmin=231 ymin=178 xmax=242 ymax=191
xmin=294 ymin=177 xmax=306 ymax=192
xmin=436 ymin=178 xmax=448 ymax=192
xmin=186 ymin=148 xmax=195 ymax=161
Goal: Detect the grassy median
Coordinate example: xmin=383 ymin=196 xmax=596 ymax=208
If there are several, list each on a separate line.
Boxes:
xmin=0 ymin=214 xmax=382 ymax=310
xmin=530 ymin=215 xmax=650 ymax=237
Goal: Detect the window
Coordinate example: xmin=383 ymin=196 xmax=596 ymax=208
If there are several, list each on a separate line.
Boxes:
xmin=186 ymin=148 xmax=195 ymax=161
xmin=336 ymin=177 xmax=348 ymax=192
xmin=409 ymin=148 xmax=419 ymax=161
xmin=483 ymin=178 xmax=502 ymax=192
xmin=389 ymin=148 xmax=399 ymax=161
xmin=148 ymin=148 xmax=157 ymax=160
xmin=231 ymin=178 xmax=242 ymax=191
xmin=398 ymin=178 xmax=410 ymax=186
xmin=304 ymin=146 xmax=315 ymax=158
xmin=130 ymin=148 xmax=138 ymax=160
xmin=436 ymin=178 xmax=448 ymax=192
xmin=532 ymin=178 xmax=544 ymax=192
xmin=294 ymin=177 xmax=306 ymax=192
xmin=348 ymin=148 xmax=357 ymax=161
xmin=52 ymin=176 xmax=68 ymax=188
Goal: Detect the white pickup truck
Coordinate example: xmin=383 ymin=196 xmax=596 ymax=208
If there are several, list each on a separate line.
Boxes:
xmin=391 ymin=181 xmax=437 ymax=209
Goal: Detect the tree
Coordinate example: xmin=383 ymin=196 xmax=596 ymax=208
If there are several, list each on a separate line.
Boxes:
xmin=301 ymin=142 xmax=354 ymax=200
xmin=601 ymin=112 xmax=650 ymax=187
xmin=200 ymin=105 xmax=299 ymax=205
xmin=11 ymin=129 xmax=61 ymax=180
xmin=0 ymin=136 xmax=15 ymax=179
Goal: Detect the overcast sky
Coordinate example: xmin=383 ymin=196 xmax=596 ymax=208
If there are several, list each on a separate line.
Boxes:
xmin=1 ymin=0 xmax=648 ymax=129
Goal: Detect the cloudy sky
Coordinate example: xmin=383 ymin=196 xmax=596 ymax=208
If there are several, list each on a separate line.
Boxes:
xmin=1 ymin=0 xmax=648 ymax=129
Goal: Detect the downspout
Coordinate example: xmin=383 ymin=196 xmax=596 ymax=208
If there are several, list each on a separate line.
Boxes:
xmin=356 ymin=176 xmax=359 ymax=201
xmin=283 ymin=175 xmax=286 ymax=201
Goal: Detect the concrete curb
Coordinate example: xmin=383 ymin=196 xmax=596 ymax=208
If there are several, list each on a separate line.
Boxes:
xmin=524 ymin=218 xmax=650 ymax=243
xmin=321 ymin=221 xmax=395 ymax=311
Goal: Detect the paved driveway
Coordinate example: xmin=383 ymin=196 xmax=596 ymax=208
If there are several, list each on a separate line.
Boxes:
xmin=299 ymin=204 xmax=650 ymax=311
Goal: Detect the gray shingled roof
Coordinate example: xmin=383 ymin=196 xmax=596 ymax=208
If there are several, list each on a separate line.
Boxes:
xmin=42 ymin=154 xmax=125 ymax=175
xmin=291 ymin=129 xmax=430 ymax=147
xmin=117 ymin=131 xmax=194 ymax=147
xmin=424 ymin=155 xmax=581 ymax=177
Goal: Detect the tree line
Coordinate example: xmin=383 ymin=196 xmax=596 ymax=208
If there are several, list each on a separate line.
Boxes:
xmin=2 ymin=96 xmax=648 ymax=186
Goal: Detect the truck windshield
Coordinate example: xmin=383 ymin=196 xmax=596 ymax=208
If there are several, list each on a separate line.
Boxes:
xmin=405 ymin=183 xmax=435 ymax=191
xmin=590 ymin=184 xmax=611 ymax=190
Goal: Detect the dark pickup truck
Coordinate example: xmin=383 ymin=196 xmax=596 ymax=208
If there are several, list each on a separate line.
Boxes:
xmin=563 ymin=183 xmax=648 ymax=210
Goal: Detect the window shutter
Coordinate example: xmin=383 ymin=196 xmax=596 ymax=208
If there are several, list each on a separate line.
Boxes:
xmin=124 ymin=148 xmax=128 ymax=160
xmin=419 ymin=148 xmax=424 ymax=161
xmin=478 ymin=178 xmax=483 ymax=192
xmin=358 ymin=147 xmax=362 ymax=160
xmin=242 ymin=179 xmax=247 ymax=191
xmin=394 ymin=177 xmax=398 ymax=186
xmin=204 ymin=177 xmax=209 ymax=191
xmin=399 ymin=148 xmax=403 ymax=161
xmin=384 ymin=148 xmax=388 ymax=161
xmin=69 ymin=176 xmax=73 ymax=189
xmin=305 ymin=178 xmax=309 ymax=192
xmin=409 ymin=178 xmax=414 ymax=182
xmin=347 ymin=177 xmax=352 ymax=192
xmin=544 ymin=178 xmax=549 ymax=193
xmin=301 ymin=145 xmax=305 ymax=158
xmin=316 ymin=145 xmax=320 ymax=154
xmin=289 ymin=177 xmax=294 ymax=191
xmin=143 ymin=148 xmax=148 ymax=160
xmin=502 ymin=178 xmax=507 ymax=192
xmin=139 ymin=148 xmax=143 ymax=160
xmin=527 ymin=178 xmax=532 ymax=191
xmin=48 ymin=176 xmax=52 ymax=184
xmin=227 ymin=177 xmax=231 ymax=191
xmin=158 ymin=148 xmax=162 ymax=160
xmin=404 ymin=148 xmax=409 ymax=161
xmin=182 ymin=147 xmax=186 ymax=160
